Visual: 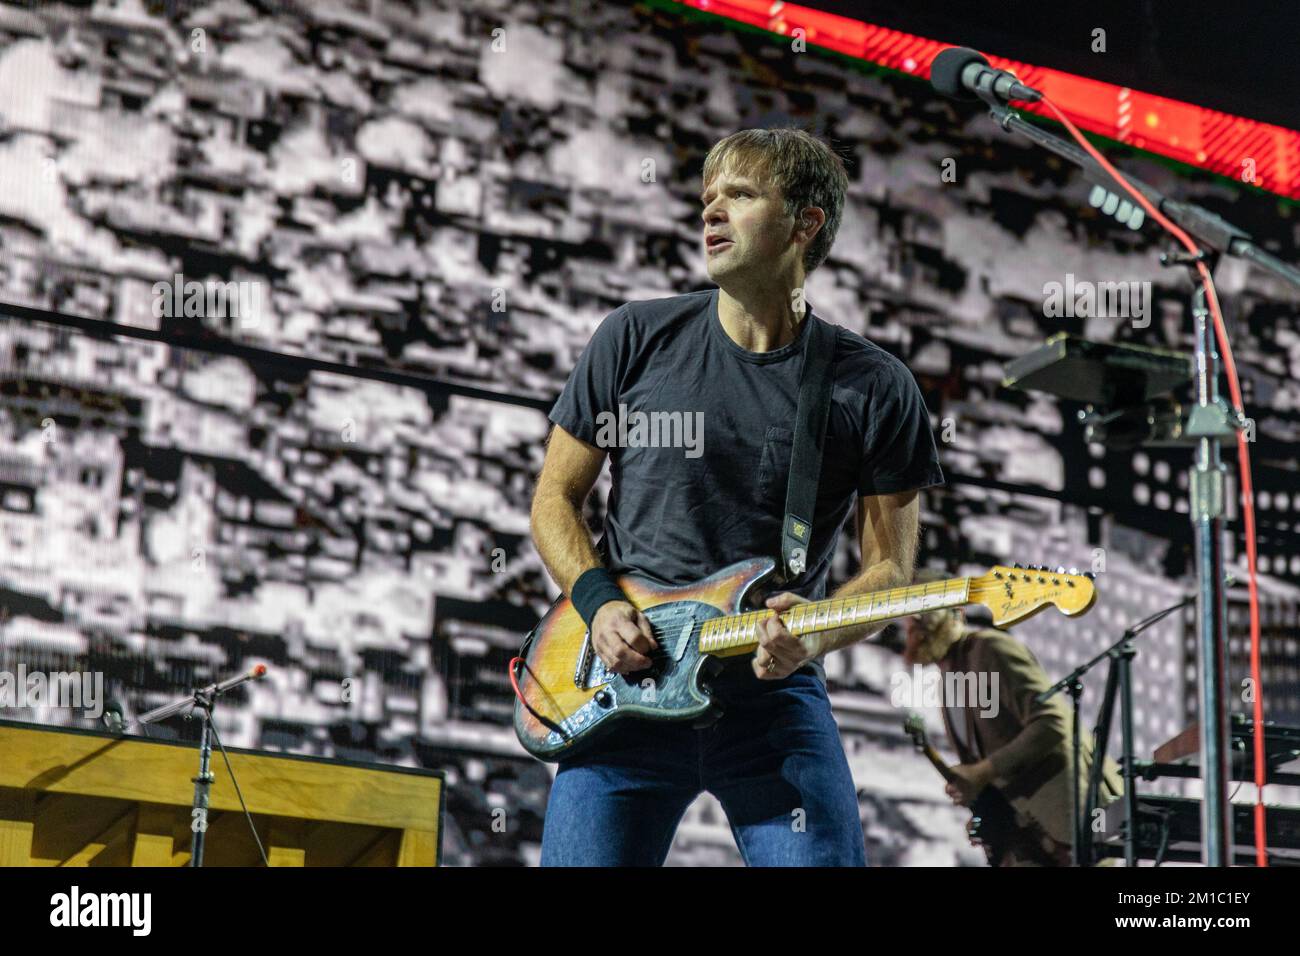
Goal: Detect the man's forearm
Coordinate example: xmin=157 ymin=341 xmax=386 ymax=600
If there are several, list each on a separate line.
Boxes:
xmin=530 ymin=491 xmax=605 ymax=596
xmin=988 ymin=710 xmax=1068 ymax=782
xmin=806 ymin=558 xmax=912 ymax=655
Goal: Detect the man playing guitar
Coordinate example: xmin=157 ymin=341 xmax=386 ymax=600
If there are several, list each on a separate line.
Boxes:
xmin=901 ymin=568 xmax=1123 ymax=865
xmin=531 ymin=127 xmax=944 ymax=866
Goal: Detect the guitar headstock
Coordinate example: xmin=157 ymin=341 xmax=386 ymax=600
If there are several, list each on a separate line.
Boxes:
xmin=902 ymin=711 xmax=929 ymax=750
xmin=968 ymin=564 xmax=1097 ymax=627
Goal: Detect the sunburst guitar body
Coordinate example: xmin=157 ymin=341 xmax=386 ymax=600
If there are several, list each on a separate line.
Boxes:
xmin=512 ymin=558 xmax=1096 ymax=761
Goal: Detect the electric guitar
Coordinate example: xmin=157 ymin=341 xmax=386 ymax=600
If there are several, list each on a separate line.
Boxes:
xmin=903 ymin=712 xmax=1072 ymax=866
xmin=512 ymin=557 xmax=1096 ymax=761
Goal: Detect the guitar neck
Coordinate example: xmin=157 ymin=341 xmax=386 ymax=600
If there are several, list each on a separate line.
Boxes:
xmin=920 ymin=743 xmax=957 ymax=784
xmin=698 ymin=577 xmax=971 ymax=657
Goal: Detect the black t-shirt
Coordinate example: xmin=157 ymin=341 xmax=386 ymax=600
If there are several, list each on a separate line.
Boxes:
xmin=549 ymin=288 xmax=944 ymax=675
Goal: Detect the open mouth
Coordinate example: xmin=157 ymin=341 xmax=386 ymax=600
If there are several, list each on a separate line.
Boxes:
xmin=707 ymin=238 xmax=733 ymax=254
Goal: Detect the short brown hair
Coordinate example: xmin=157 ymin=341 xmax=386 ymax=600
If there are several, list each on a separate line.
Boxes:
xmin=702 ymin=127 xmax=849 ymax=274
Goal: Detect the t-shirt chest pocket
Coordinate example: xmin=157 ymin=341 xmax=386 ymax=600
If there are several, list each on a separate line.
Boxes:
xmin=756 ymin=426 xmax=794 ymax=507
xmin=756 ymin=406 xmax=861 ymax=510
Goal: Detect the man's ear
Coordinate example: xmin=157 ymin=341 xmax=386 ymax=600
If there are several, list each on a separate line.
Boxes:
xmin=798 ymin=208 xmax=825 ymax=239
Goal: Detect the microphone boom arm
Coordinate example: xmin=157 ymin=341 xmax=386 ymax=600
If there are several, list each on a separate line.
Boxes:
xmin=986 ymin=104 xmax=1300 ymax=289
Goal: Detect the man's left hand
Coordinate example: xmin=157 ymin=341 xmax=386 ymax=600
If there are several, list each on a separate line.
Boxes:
xmin=945 ymin=760 xmax=995 ymax=807
xmin=753 ymin=592 xmax=813 ymax=680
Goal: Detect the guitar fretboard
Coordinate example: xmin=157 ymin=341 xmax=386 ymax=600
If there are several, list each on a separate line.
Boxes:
xmin=698 ymin=578 xmax=970 ymax=655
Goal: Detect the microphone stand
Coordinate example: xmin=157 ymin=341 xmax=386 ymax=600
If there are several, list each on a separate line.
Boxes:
xmin=1035 ymin=661 xmax=1086 ymax=866
xmin=1038 ymin=596 xmax=1191 ymax=866
xmin=136 ymin=666 xmax=268 ymax=867
xmin=976 ymin=94 xmax=1300 ymax=864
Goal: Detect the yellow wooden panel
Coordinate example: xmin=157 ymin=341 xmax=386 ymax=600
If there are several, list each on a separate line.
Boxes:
xmin=0 ymin=819 xmax=35 ymax=867
xmin=32 ymin=793 xmax=128 ymax=866
xmin=267 ymin=820 xmax=306 ymax=867
xmin=0 ymin=788 xmax=35 ymax=867
xmin=0 ymin=721 xmax=442 ymax=866
xmin=353 ymin=830 xmax=399 ymax=866
xmin=131 ymin=804 xmax=176 ymax=867
xmin=0 ymin=723 xmax=441 ymax=832
xmin=268 ymin=844 xmax=306 ymax=866
xmin=63 ymin=809 xmax=133 ymax=867
xmin=303 ymin=821 xmax=387 ymax=866
xmin=397 ymin=828 xmax=438 ymax=867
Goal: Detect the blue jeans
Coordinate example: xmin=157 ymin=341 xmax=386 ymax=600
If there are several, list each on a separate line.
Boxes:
xmin=540 ymin=665 xmax=867 ymax=866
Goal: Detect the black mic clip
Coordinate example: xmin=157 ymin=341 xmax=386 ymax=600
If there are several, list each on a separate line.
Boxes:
xmin=931 ymin=47 xmax=1042 ymax=107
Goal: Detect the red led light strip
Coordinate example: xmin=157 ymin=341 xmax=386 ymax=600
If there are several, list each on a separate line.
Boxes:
xmin=680 ymin=0 xmax=1300 ymax=199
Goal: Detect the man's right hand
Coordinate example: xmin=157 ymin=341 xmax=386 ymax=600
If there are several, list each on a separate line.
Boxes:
xmin=591 ymin=601 xmax=658 ymax=674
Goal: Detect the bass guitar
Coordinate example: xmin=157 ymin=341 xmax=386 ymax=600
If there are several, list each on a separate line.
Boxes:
xmin=903 ymin=711 xmax=1072 ymax=866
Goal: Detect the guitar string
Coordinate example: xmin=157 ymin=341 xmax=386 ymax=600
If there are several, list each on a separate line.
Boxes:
xmin=617 ymin=574 xmax=1076 ymax=659
xmin=696 ymin=580 xmax=971 ymax=649
xmin=603 ymin=583 xmax=968 ymax=660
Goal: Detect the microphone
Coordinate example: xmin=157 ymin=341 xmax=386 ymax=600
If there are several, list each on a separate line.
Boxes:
xmin=102 ymin=699 xmax=126 ymax=735
xmin=137 ymin=664 xmax=270 ymax=727
xmin=200 ymin=663 xmax=268 ymax=698
xmin=930 ymin=47 xmax=1042 ymax=104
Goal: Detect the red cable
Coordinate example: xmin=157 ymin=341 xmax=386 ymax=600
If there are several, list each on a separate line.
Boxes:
xmin=508 ymin=656 xmax=528 ymax=706
xmin=510 ymin=654 xmax=569 ymax=740
xmin=1038 ymin=96 xmax=1268 ymax=866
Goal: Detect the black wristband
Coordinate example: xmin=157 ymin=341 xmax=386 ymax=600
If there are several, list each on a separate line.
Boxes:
xmin=571 ymin=567 xmax=627 ymax=629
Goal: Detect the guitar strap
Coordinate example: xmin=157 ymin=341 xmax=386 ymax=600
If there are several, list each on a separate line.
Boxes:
xmin=778 ymin=310 xmax=838 ymax=586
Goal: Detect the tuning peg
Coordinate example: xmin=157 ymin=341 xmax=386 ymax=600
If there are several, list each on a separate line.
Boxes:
xmin=1013 ymin=562 xmax=1022 ymax=569
xmin=1068 ymin=567 xmax=1078 ymax=575
xmin=1056 ymin=566 xmax=1065 ymax=574
xmin=1084 ymin=571 xmax=1096 ymax=580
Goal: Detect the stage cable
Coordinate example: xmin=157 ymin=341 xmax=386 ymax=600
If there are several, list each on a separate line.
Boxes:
xmin=509 ymin=656 xmax=570 ymax=740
